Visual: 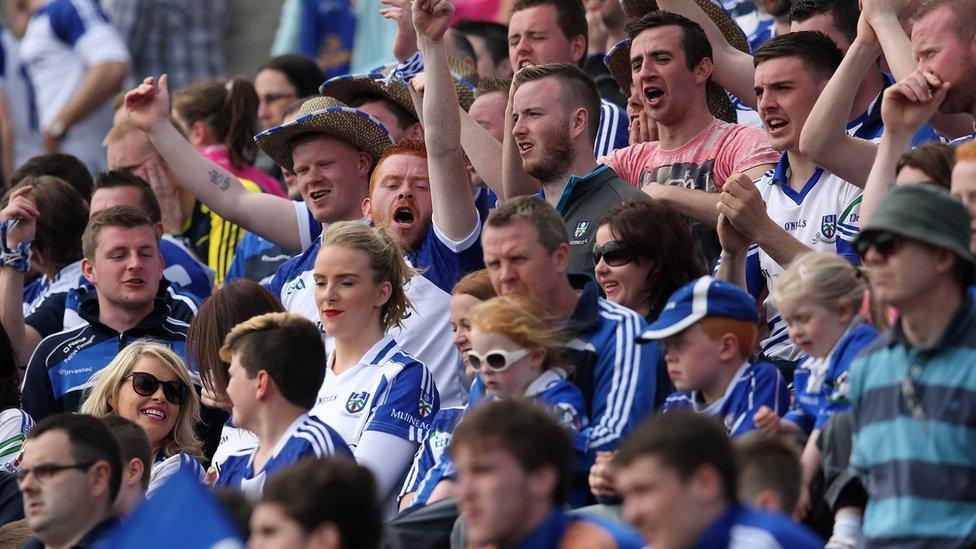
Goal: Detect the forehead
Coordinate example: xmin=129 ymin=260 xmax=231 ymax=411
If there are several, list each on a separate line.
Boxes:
xmin=952 ymin=159 xmax=976 ymax=188
xmin=90 ymin=186 xmax=144 ymax=214
xmin=632 ymin=25 xmax=686 ymax=54
xmin=374 ymin=153 xmax=428 ymax=180
xmin=509 ymin=4 xmax=562 ymax=35
xmin=95 ymin=224 xmax=158 ymax=250
xmin=911 ymin=6 xmax=959 ymax=44
xmin=513 ymin=77 xmax=563 ymax=107
xmin=255 ymin=69 xmax=295 ymax=93
xmin=23 ymin=430 xmax=71 ymax=463
xmin=107 ymin=131 xmax=157 ymax=168
xmin=291 ymin=134 xmax=359 ymax=164
xmin=754 ymin=55 xmax=813 ymax=84
xmin=483 ymin=219 xmax=542 ymax=249
xmin=470 ymin=91 xmax=508 ymax=117
xmin=314 ymin=243 xmax=372 ymax=272
xmin=790 ymin=13 xmax=848 ymax=48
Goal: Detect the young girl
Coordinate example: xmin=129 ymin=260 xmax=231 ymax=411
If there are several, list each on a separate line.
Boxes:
xmin=753 ymin=252 xmax=878 ymax=545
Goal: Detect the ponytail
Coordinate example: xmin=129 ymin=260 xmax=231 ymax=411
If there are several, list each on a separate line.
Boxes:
xmin=172 ymin=78 xmax=260 ymax=170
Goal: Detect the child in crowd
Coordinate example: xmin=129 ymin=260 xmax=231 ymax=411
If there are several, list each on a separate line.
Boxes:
xmin=215 ymin=312 xmax=350 ymax=499
xmin=734 ymin=433 xmax=803 ymax=515
xmin=642 ymin=276 xmax=789 ymax=436
xmin=753 ymin=252 xmax=878 ymax=546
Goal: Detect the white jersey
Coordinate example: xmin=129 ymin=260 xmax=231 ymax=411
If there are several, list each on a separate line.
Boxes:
xmin=0 ymin=408 xmax=33 ymax=473
xmin=748 ymin=155 xmax=862 ymax=361
xmin=23 ymin=259 xmax=83 ymax=316
xmin=211 ymin=421 xmax=258 ymax=472
xmin=0 ymin=28 xmax=43 ymax=168
xmin=19 ymin=0 xmax=130 ymax=174
xmin=311 ymin=335 xmax=439 ymax=451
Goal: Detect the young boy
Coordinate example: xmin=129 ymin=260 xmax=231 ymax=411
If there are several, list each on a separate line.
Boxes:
xmin=641 ymin=276 xmax=789 ymax=436
xmin=215 ymin=312 xmax=351 ymax=499
xmin=733 ymin=433 xmax=802 ymax=516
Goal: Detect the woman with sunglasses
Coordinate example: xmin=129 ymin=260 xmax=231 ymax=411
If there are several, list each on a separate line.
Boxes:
xmin=80 ymin=341 xmax=204 ymax=496
xmin=594 ymin=199 xmax=705 ymax=321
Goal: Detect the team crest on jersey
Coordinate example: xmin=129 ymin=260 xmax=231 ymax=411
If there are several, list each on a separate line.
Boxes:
xmin=574 ymin=221 xmax=590 ymax=239
xmin=345 ymin=391 xmax=369 ymax=414
xmin=553 ymin=403 xmax=583 ymax=430
xmin=285 ymin=277 xmax=306 ymax=295
xmin=820 ymin=214 xmax=837 ymax=240
xmin=418 ymin=391 xmax=434 ymax=417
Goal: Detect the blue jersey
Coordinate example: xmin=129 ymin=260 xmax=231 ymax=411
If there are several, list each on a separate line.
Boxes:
xmin=149 ymin=451 xmax=205 ymax=497
xmin=399 ymin=405 xmax=465 ymax=509
xmin=696 ymin=504 xmax=823 ymax=548
xmin=595 ymin=99 xmax=628 ymax=157
xmin=514 ymin=508 xmax=643 ymax=549
xmin=216 ymin=413 xmax=351 ymax=499
xmin=850 ymin=73 xmax=942 ymax=146
xmin=299 ymin=0 xmax=356 ymax=79
xmin=225 ymin=232 xmax=295 ymax=286
xmin=160 ymin=236 xmax=213 ymax=302
xmin=784 ymin=321 xmax=878 ymax=433
xmin=662 ymin=361 xmax=789 ymax=437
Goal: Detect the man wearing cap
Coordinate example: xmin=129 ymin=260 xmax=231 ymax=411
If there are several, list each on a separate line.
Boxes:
xmin=640 ymin=276 xmax=789 ymax=437
xmin=599 ymin=11 xmax=780 ymax=269
xmin=848 ymin=184 xmax=976 ymax=547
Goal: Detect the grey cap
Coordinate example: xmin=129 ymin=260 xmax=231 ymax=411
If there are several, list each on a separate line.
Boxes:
xmin=853 ymin=183 xmax=974 ymax=270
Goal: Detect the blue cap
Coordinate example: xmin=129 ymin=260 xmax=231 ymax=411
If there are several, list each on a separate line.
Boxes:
xmin=639 ymin=276 xmax=758 ymax=341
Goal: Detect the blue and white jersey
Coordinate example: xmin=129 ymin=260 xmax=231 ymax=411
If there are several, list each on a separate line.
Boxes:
xmin=19 ymin=0 xmax=130 ymax=174
xmin=0 ymin=28 xmax=43 ymax=167
xmin=160 ymin=236 xmax=213 ymax=302
xmin=215 ymin=413 xmax=350 ymax=500
xmin=22 ymin=259 xmax=83 ymax=316
xmin=148 ymin=451 xmax=205 ymax=497
xmin=595 ymin=99 xmax=628 ymax=158
xmin=748 ymin=16 xmax=776 ymax=52
xmin=211 ymin=418 xmax=258 ymax=472
xmin=784 ymin=321 xmax=878 ymax=434
xmin=749 ymin=155 xmax=862 ymax=361
xmin=225 ymin=232 xmax=294 ymax=286
xmin=849 ymin=73 xmax=942 ymax=146
xmin=474 ymin=186 xmax=497 ymax=223
xmin=268 ymin=204 xmax=483 ymax=407
xmin=311 ymin=335 xmax=440 ymax=450
xmin=398 ymin=405 xmax=465 ymax=509
xmin=662 ymin=361 xmax=789 ymax=437
xmin=0 ymin=408 xmax=33 ymax=474
xmin=697 ymin=504 xmax=823 ymax=548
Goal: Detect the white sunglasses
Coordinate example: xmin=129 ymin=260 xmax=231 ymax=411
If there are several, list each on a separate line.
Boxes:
xmin=465 ymin=348 xmax=531 ymax=372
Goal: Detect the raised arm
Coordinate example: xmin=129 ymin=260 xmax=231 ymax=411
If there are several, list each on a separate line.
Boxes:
xmin=0 ymin=187 xmax=43 ymax=366
xmin=124 ymin=75 xmax=303 ymax=250
xmin=414 ymin=0 xmax=479 ymax=240
xmin=656 ymin=0 xmax=757 ymax=107
xmin=502 ymin=78 xmax=543 ymax=199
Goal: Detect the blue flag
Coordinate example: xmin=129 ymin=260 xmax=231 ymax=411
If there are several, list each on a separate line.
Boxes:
xmin=96 ymin=469 xmax=244 ymax=548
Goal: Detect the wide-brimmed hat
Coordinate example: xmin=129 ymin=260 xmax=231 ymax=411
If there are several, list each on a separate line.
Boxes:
xmin=319 ymin=56 xmax=480 ymax=116
xmin=254 ymin=96 xmax=393 ymax=171
xmin=611 ymin=0 xmax=751 ymax=123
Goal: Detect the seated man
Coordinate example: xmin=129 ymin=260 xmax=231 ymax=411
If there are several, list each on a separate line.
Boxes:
xmin=101 ymin=415 xmax=151 ymax=516
xmin=614 ymin=411 xmax=822 ymax=547
xmin=18 ymin=413 xmax=122 ymax=549
xmin=641 ymin=277 xmax=789 ymax=437
xmin=452 ymin=400 xmax=642 ymax=548
xmin=215 ymin=312 xmax=350 ymax=499
xmin=21 ymin=206 xmax=195 ymax=420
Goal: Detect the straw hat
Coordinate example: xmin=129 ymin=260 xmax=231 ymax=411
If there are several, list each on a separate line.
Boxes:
xmin=319 ymin=56 xmax=480 ymax=116
xmin=254 ymin=96 xmax=393 ymax=171
xmin=610 ymin=0 xmax=752 ymax=123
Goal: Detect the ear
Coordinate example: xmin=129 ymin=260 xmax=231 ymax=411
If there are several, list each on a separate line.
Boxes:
xmin=752 ymin=489 xmax=783 ymax=513
xmin=190 ymin=121 xmax=210 ymax=146
xmin=126 ymin=458 xmax=146 ymax=488
xmin=310 ymin=522 xmax=343 ymax=549
xmin=407 ymin=122 xmax=424 ymax=141
xmin=527 ymin=464 xmax=560 ymax=501
xmin=569 ymin=107 xmax=588 ymax=141
xmin=255 ymin=370 xmax=272 ymax=401
xmin=89 ymin=460 xmax=112 ymax=501
xmin=529 ymin=348 xmax=547 ymax=371
xmin=552 ymin=242 xmax=571 ymax=275
xmin=82 ymin=257 xmax=96 ymax=284
xmin=688 ymin=463 xmax=724 ymax=504
xmin=933 ymin=247 xmax=958 ymax=276
xmin=357 ymin=151 xmax=373 ymax=179
xmin=836 ymin=299 xmax=855 ymax=325
xmin=718 ymin=333 xmax=739 ymax=362
xmin=693 ymin=57 xmax=714 ymax=86
xmin=153 ymin=222 xmax=165 ymax=238
xmin=374 ymin=280 xmax=393 ymax=309
xmin=569 ymin=34 xmax=586 ymax=65
xmin=362 ymin=196 xmax=373 ymax=221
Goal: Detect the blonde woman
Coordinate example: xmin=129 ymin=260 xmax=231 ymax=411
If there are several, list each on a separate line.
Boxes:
xmin=81 ymin=341 xmax=204 ymax=496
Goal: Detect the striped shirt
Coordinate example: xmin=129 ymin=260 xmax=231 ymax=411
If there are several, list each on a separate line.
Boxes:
xmin=0 ymin=409 xmax=33 ymax=473
xmin=850 ymin=297 xmax=976 ymax=546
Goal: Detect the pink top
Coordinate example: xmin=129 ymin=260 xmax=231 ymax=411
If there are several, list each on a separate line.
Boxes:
xmin=451 ymin=0 xmax=501 ymax=23
xmin=200 ymin=145 xmax=286 ymax=197
xmin=598 ymin=118 xmax=781 ymax=193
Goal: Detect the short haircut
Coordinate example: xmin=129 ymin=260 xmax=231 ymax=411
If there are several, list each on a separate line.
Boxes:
xmin=450 ymin=399 xmax=573 ymax=506
xmin=93 ymin=170 xmax=163 ymax=224
xmin=450 ymin=29 xmax=478 ymax=64
xmin=698 ymin=316 xmax=758 ymax=358
xmin=12 ymin=153 xmax=94 ymax=201
xmin=82 ymin=206 xmax=158 ymax=261
xmin=101 ymin=415 xmax=152 ymax=491
xmin=897 ymin=141 xmax=955 ymax=190
xmin=614 ymin=411 xmax=737 ymax=504
xmin=6 ymin=176 xmax=88 ymax=271
xmin=485 ymin=195 xmax=568 ymax=252
xmin=347 ymin=93 xmax=419 ymax=132
xmin=475 ymin=77 xmax=512 ymax=97
xmin=28 ymin=413 xmax=123 ymax=503
xmin=451 ymin=268 xmax=498 ymax=301
xmin=512 ymin=62 xmax=602 ymax=145
xmin=789 ymin=0 xmax=860 ymax=44
xmin=258 ymin=54 xmax=325 ymax=98
xmin=369 ymin=139 xmax=428 ymax=193
xmin=454 ymin=19 xmax=511 ymax=66
xmin=625 ymin=11 xmax=712 ymax=71
xmin=734 ymin=433 xmax=802 ymax=513
xmin=220 ymin=312 xmax=325 ymax=410
xmin=186 ymin=280 xmax=285 ymax=403
xmin=511 ymin=0 xmax=589 ymax=63
xmin=911 ymin=0 xmax=976 ymax=40
xmin=752 ymin=30 xmax=843 ymax=82
xmin=262 ymin=458 xmax=382 ymax=549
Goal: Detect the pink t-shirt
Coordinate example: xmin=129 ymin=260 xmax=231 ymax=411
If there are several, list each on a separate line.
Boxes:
xmin=598 ymin=118 xmax=780 ymax=193
xmin=200 ymin=145 xmax=286 ymax=197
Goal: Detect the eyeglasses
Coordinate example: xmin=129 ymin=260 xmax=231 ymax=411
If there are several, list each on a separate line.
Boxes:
xmin=593 ymin=240 xmax=632 ymax=267
xmin=259 ymin=92 xmax=296 ymax=106
xmin=466 ymin=348 xmax=530 ymax=372
xmin=855 ymin=232 xmax=905 ymax=260
xmin=15 ymin=462 xmax=96 ymax=485
xmin=126 ymin=372 xmax=189 ymax=406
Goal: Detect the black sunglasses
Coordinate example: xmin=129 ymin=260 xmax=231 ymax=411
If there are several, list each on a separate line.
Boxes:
xmin=126 ymin=372 xmax=189 ymax=406
xmin=855 ymin=232 xmax=905 ymax=259
xmin=593 ymin=240 xmax=632 ymax=267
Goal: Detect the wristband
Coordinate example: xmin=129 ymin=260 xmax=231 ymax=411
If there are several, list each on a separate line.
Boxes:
xmin=0 ymin=219 xmax=33 ymax=273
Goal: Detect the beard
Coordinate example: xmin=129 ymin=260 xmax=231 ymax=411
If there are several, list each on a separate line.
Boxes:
xmin=522 ymin=125 xmax=576 ymax=184
xmin=941 ymin=62 xmax=976 ymax=115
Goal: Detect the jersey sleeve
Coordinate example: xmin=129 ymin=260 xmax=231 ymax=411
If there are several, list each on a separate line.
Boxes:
xmin=295 ymin=201 xmax=322 ymax=251
xmin=25 ymin=291 xmax=68 ymax=339
xmin=730 ymin=364 xmax=790 ymax=437
xmin=744 ymin=244 xmax=767 ymax=301
xmin=49 ymin=0 xmax=131 ymax=65
xmin=365 ymin=361 xmax=440 ymax=444
xmin=0 ymin=411 xmax=32 ymax=473
xmin=593 ymin=101 xmax=628 ymax=158
xmin=836 ymin=191 xmax=862 ymax=263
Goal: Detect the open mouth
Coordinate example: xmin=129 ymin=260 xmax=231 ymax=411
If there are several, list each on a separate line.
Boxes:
xmin=393 ymin=207 xmax=415 ymax=226
xmin=517 ymin=140 xmax=534 ymax=155
xmin=765 ymin=117 xmax=788 ymax=131
xmin=644 ymin=87 xmax=665 ymax=107
xmin=517 ymin=59 xmax=535 ymax=70
xmin=601 ymin=280 xmax=620 ymax=292
xmin=142 ymin=408 xmax=165 ymax=420
xmin=309 ymin=189 xmax=330 ymax=200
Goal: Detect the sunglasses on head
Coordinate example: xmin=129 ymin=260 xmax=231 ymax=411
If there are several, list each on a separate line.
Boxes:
xmin=593 ymin=240 xmax=632 ymax=267
xmin=126 ymin=372 xmax=189 ymax=406
xmin=855 ymin=232 xmax=905 ymax=259
xmin=466 ymin=348 xmax=530 ymax=372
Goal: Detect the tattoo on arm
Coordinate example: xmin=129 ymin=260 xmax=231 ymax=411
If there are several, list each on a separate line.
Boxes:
xmin=208 ymin=169 xmax=232 ymax=192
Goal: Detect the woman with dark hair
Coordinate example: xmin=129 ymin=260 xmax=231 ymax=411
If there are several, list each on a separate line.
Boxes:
xmin=0 ymin=322 xmax=32 ymax=474
xmin=254 ymin=54 xmax=323 ymax=131
xmin=185 ymin=279 xmax=285 ymax=465
xmin=594 ymin=199 xmax=705 ymax=320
